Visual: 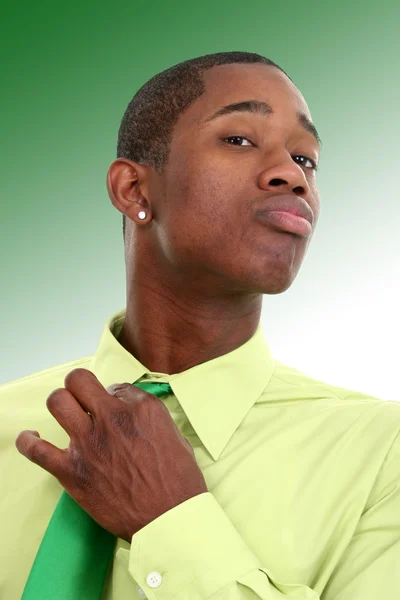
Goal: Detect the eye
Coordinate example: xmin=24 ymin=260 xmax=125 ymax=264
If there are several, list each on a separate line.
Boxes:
xmin=223 ymin=136 xmax=253 ymax=146
xmin=222 ymin=137 xmax=319 ymax=171
xmin=293 ymin=155 xmax=318 ymax=171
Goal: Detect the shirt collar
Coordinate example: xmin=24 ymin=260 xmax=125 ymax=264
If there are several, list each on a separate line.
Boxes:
xmin=90 ymin=308 xmax=275 ymax=461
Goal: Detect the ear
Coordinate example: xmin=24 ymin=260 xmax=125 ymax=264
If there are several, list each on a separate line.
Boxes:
xmin=106 ymin=158 xmax=151 ymax=223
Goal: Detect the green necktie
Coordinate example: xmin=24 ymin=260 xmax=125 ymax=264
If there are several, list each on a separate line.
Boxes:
xmin=21 ymin=381 xmax=173 ymax=600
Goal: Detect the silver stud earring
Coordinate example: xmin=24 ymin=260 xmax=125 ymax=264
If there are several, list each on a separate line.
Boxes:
xmin=138 ymin=211 xmax=147 ymax=220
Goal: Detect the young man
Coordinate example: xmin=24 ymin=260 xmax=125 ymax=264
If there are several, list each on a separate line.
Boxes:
xmin=1 ymin=51 xmax=399 ymax=600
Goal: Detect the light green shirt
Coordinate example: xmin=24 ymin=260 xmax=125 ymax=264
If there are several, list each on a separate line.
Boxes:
xmin=1 ymin=308 xmax=400 ymax=599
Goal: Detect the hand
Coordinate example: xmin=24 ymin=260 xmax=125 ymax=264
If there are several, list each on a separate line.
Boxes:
xmin=15 ymin=368 xmax=208 ymax=542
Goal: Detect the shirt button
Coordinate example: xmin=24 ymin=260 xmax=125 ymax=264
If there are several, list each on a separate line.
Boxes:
xmin=146 ymin=571 xmax=163 ymax=588
xmin=136 ymin=585 xmax=147 ymax=598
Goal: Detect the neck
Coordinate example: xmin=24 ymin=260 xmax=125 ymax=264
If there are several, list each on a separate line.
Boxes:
xmin=118 ymin=254 xmax=263 ymax=375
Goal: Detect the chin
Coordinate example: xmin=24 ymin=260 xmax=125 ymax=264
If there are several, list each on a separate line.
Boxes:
xmin=238 ymin=277 xmax=295 ymax=295
xmin=230 ymin=260 xmax=300 ymax=295
xmin=252 ymin=264 xmax=300 ymax=294
xmin=264 ymin=282 xmax=293 ymax=295
xmin=260 ymin=279 xmax=294 ymax=294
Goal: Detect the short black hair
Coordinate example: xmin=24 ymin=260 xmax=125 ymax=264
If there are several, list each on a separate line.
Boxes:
xmin=117 ymin=51 xmax=290 ymax=238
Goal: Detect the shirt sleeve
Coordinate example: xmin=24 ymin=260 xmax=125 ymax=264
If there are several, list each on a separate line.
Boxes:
xmin=126 ymin=491 xmax=319 ymax=600
xmin=320 ymin=426 xmax=400 ymax=598
xmin=119 ymin=428 xmax=400 ymax=600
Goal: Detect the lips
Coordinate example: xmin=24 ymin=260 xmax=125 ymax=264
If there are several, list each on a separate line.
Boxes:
xmin=255 ymin=194 xmax=314 ymax=226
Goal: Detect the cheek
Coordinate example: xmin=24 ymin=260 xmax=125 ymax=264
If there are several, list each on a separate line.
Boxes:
xmin=160 ymin=174 xmax=245 ymax=268
xmin=172 ymin=165 xmax=239 ymax=231
xmin=313 ymin=194 xmax=321 ymax=224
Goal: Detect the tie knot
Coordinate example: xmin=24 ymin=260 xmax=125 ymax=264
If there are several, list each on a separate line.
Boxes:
xmin=133 ymin=381 xmax=172 ymax=398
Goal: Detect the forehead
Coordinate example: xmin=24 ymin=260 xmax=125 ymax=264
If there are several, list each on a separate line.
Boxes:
xmin=179 ymin=63 xmax=311 ymax=128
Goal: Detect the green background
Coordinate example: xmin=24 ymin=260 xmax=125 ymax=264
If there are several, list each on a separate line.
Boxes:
xmin=1 ymin=1 xmax=399 ymax=400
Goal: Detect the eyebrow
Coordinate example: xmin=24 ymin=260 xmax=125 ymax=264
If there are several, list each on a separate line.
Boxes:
xmin=200 ymin=99 xmax=322 ymax=147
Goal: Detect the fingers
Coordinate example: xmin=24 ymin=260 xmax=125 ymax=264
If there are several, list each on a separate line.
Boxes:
xmin=107 ymin=383 xmax=142 ymax=404
xmin=64 ymin=368 xmax=111 ymax=415
xmin=46 ymin=387 xmax=92 ymax=439
xmin=15 ymin=430 xmax=69 ymax=480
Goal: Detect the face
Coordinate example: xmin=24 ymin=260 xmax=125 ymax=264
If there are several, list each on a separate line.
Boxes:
xmin=134 ymin=64 xmax=320 ymax=295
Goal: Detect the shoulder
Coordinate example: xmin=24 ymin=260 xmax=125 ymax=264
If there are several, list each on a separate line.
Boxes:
xmin=0 ymin=355 xmax=93 ymax=400
xmin=273 ymin=358 xmax=399 ymax=407
xmin=0 ymin=355 xmax=94 ymax=445
xmin=270 ymin=358 xmax=400 ymax=450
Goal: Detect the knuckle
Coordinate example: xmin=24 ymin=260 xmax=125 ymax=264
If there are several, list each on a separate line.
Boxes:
xmin=109 ymin=382 xmax=133 ymax=397
xmin=29 ymin=441 xmax=48 ymax=465
xmin=134 ymin=389 xmax=149 ymax=403
xmin=132 ymin=394 xmax=151 ymax=417
xmin=68 ymin=412 xmax=87 ymax=434
xmin=113 ymin=385 xmax=151 ymax=408
xmin=105 ymin=383 xmax=120 ymax=395
xmin=119 ymin=382 xmax=133 ymax=390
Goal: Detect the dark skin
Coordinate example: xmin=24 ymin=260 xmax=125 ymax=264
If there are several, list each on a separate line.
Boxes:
xmin=15 ymin=64 xmax=321 ymax=542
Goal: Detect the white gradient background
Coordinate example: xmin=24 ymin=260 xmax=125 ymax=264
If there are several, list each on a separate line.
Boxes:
xmin=1 ymin=1 xmax=399 ymax=401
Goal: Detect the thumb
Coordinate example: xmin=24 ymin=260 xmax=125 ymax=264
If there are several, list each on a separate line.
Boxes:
xmin=105 ymin=382 xmax=135 ymax=400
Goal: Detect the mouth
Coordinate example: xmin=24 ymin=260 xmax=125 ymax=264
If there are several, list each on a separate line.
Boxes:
xmin=254 ymin=194 xmax=314 ymax=237
xmin=255 ymin=210 xmax=312 ymax=237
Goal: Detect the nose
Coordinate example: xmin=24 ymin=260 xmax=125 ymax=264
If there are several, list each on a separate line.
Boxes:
xmin=258 ymin=153 xmax=310 ymax=198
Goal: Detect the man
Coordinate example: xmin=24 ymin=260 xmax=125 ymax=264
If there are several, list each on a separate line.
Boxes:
xmin=1 ymin=51 xmax=399 ymax=599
